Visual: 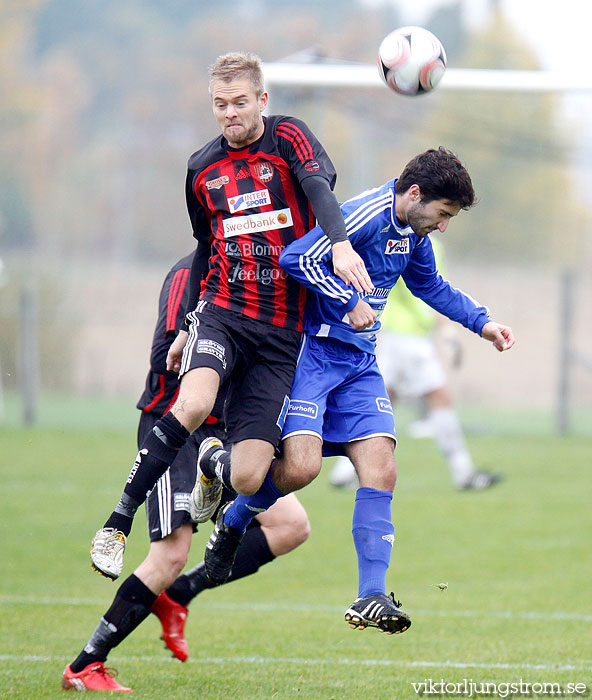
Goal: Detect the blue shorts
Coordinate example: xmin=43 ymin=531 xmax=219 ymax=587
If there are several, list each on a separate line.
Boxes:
xmin=282 ymin=335 xmax=396 ymax=456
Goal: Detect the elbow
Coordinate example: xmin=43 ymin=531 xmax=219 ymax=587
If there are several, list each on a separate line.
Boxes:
xmin=278 ymin=248 xmax=288 ymax=269
xmin=279 ymin=248 xmax=297 ymax=273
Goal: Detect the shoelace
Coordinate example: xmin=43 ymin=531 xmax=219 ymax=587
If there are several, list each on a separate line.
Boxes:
xmin=99 ymin=532 xmax=124 ymax=555
xmin=83 ymin=663 xmax=119 ymax=679
xmin=388 ymin=593 xmax=403 ymax=609
xmin=100 ymin=666 xmax=120 ymax=679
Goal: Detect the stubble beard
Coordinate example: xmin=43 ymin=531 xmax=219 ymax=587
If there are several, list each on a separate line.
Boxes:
xmin=225 ymin=117 xmax=262 ymax=149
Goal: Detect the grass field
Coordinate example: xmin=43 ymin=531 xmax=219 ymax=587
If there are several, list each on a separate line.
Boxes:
xmin=1 ymin=408 xmax=591 ymax=699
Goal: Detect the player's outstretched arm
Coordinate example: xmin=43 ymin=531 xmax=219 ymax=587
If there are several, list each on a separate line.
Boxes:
xmin=480 ymin=321 xmax=515 ymax=352
xmin=167 ymin=330 xmax=188 ymax=372
xmin=332 ymin=240 xmax=373 ymax=294
xmin=300 ymin=175 xmax=373 ymax=294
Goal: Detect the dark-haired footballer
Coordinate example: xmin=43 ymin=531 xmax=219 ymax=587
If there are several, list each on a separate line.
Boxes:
xmin=199 ymin=147 xmax=515 ymax=635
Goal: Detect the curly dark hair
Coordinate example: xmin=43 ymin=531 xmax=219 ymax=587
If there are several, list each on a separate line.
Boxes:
xmin=395 ymin=147 xmax=476 ymax=210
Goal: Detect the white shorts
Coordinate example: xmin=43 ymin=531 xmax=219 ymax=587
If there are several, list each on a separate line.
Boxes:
xmin=376 ymin=332 xmax=446 ymax=398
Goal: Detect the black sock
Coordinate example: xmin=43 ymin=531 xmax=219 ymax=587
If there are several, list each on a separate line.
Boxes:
xmin=225 ymin=523 xmax=275 ymax=581
xmin=200 ymin=445 xmax=232 ymax=489
xmin=103 ymin=493 xmax=140 ymax=536
xmin=103 ymin=413 xmax=190 ymax=534
xmin=201 ymin=446 xmax=232 ymax=490
xmin=125 ymin=413 xmax=190 ymax=503
xmin=70 ymin=574 xmax=157 ymax=673
xmin=165 ymin=524 xmax=275 ymax=608
xmin=165 ymin=563 xmax=210 ymax=607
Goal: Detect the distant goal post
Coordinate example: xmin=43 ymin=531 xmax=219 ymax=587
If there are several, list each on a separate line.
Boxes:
xmin=262 ymin=62 xmax=592 ymax=93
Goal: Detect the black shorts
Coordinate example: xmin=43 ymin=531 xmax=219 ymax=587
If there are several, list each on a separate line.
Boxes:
xmin=140 ymin=412 xmax=226 ymax=542
xmin=180 ymin=303 xmax=301 ymax=448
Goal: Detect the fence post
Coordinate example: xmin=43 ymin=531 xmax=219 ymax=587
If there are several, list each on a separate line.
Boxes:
xmin=556 ymin=270 xmax=573 ymax=435
xmin=20 ymin=285 xmax=38 ymax=426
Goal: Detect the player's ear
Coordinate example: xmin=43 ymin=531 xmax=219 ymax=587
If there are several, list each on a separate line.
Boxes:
xmin=409 ymin=184 xmax=421 ymax=201
xmin=259 ymin=91 xmax=269 ymax=112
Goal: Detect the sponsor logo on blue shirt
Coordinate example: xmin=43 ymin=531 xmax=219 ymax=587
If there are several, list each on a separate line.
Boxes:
xmin=385 ymin=238 xmax=410 ymax=255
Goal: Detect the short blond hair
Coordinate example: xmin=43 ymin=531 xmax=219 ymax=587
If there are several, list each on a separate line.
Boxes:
xmin=209 ymin=52 xmax=265 ymax=96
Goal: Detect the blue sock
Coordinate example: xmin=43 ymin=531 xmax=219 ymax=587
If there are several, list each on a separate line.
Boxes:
xmin=352 ymin=487 xmax=394 ymax=599
xmin=224 ymin=472 xmax=285 ymax=533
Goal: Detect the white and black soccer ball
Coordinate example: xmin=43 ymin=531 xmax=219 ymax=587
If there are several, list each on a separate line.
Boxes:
xmin=378 ymin=26 xmax=447 ymax=96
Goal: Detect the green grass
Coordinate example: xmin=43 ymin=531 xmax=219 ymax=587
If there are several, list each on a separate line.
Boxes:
xmin=2 ymin=390 xmax=592 ymax=437
xmin=0 ymin=422 xmax=590 ymax=699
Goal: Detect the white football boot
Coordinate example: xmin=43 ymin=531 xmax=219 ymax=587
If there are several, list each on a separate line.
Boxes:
xmin=90 ymin=527 xmax=126 ymax=580
xmin=189 ymin=437 xmax=224 ymax=523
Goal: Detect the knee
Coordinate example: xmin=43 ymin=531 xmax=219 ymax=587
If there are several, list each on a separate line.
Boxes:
xmin=268 ymin=507 xmax=311 ymax=556
xmin=231 ymin=469 xmax=265 ymax=496
xmin=286 ymin=508 xmax=311 ymax=549
xmin=137 ymin=538 xmax=190 ymax=591
xmin=171 ymin=394 xmax=214 ymax=433
xmin=375 ymin=457 xmax=397 ymax=492
xmin=390 ymin=461 xmax=398 ymax=490
xmin=358 ymin=458 xmax=397 ymax=492
xmin=156 ymin=534 xmax=190 ymax=578
xmin=228 ymin=444 xmax=276 ymax=495
xmin=165 ymin=548 xmax=189 ymax=581
xmin=278 ymin=455 xmax=322 ymax=492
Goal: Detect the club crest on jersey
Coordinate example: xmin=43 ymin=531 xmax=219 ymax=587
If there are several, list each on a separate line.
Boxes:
xmin=227 ymin=189 xmax=271 ymax=214
xmin=254 ymin=162 xmax=274 ymax=182
xmin=385 ymin=238 xmax=410 ymax=255
xmin=205 ymin=175 xmax=229 ymax=190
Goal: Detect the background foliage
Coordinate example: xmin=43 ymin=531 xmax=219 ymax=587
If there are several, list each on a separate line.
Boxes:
xmin=1 ymin=0 xmax=584 ymax=263
xmin=1 ymin=1 xmax=591 ymax=419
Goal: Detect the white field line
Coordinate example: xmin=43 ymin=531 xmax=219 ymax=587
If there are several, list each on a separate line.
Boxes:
xmin=0 ymin=594 xmax=590 ymax=623
xmin=0 ymin=654 xmax=590 ymax=673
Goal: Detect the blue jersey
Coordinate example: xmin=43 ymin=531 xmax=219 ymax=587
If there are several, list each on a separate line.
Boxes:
xmin=279 ymin=178 xmax=490 ymax=354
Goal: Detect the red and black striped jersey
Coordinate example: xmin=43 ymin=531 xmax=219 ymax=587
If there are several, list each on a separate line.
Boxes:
xmin=136 ymin=251 xmax=223 ymax=424
xmin=136 ymin=252 xmax=193 ymax=417
xmin=185 ymin=115 xmax=337 ymax=332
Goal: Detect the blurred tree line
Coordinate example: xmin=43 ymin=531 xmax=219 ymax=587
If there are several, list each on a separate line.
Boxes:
xmin=0 ymin=0 xmax=585 ymax=266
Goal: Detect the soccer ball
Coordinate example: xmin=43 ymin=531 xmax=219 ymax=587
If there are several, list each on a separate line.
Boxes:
xmin=378 ymin=26 xmax=447 ymax=96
